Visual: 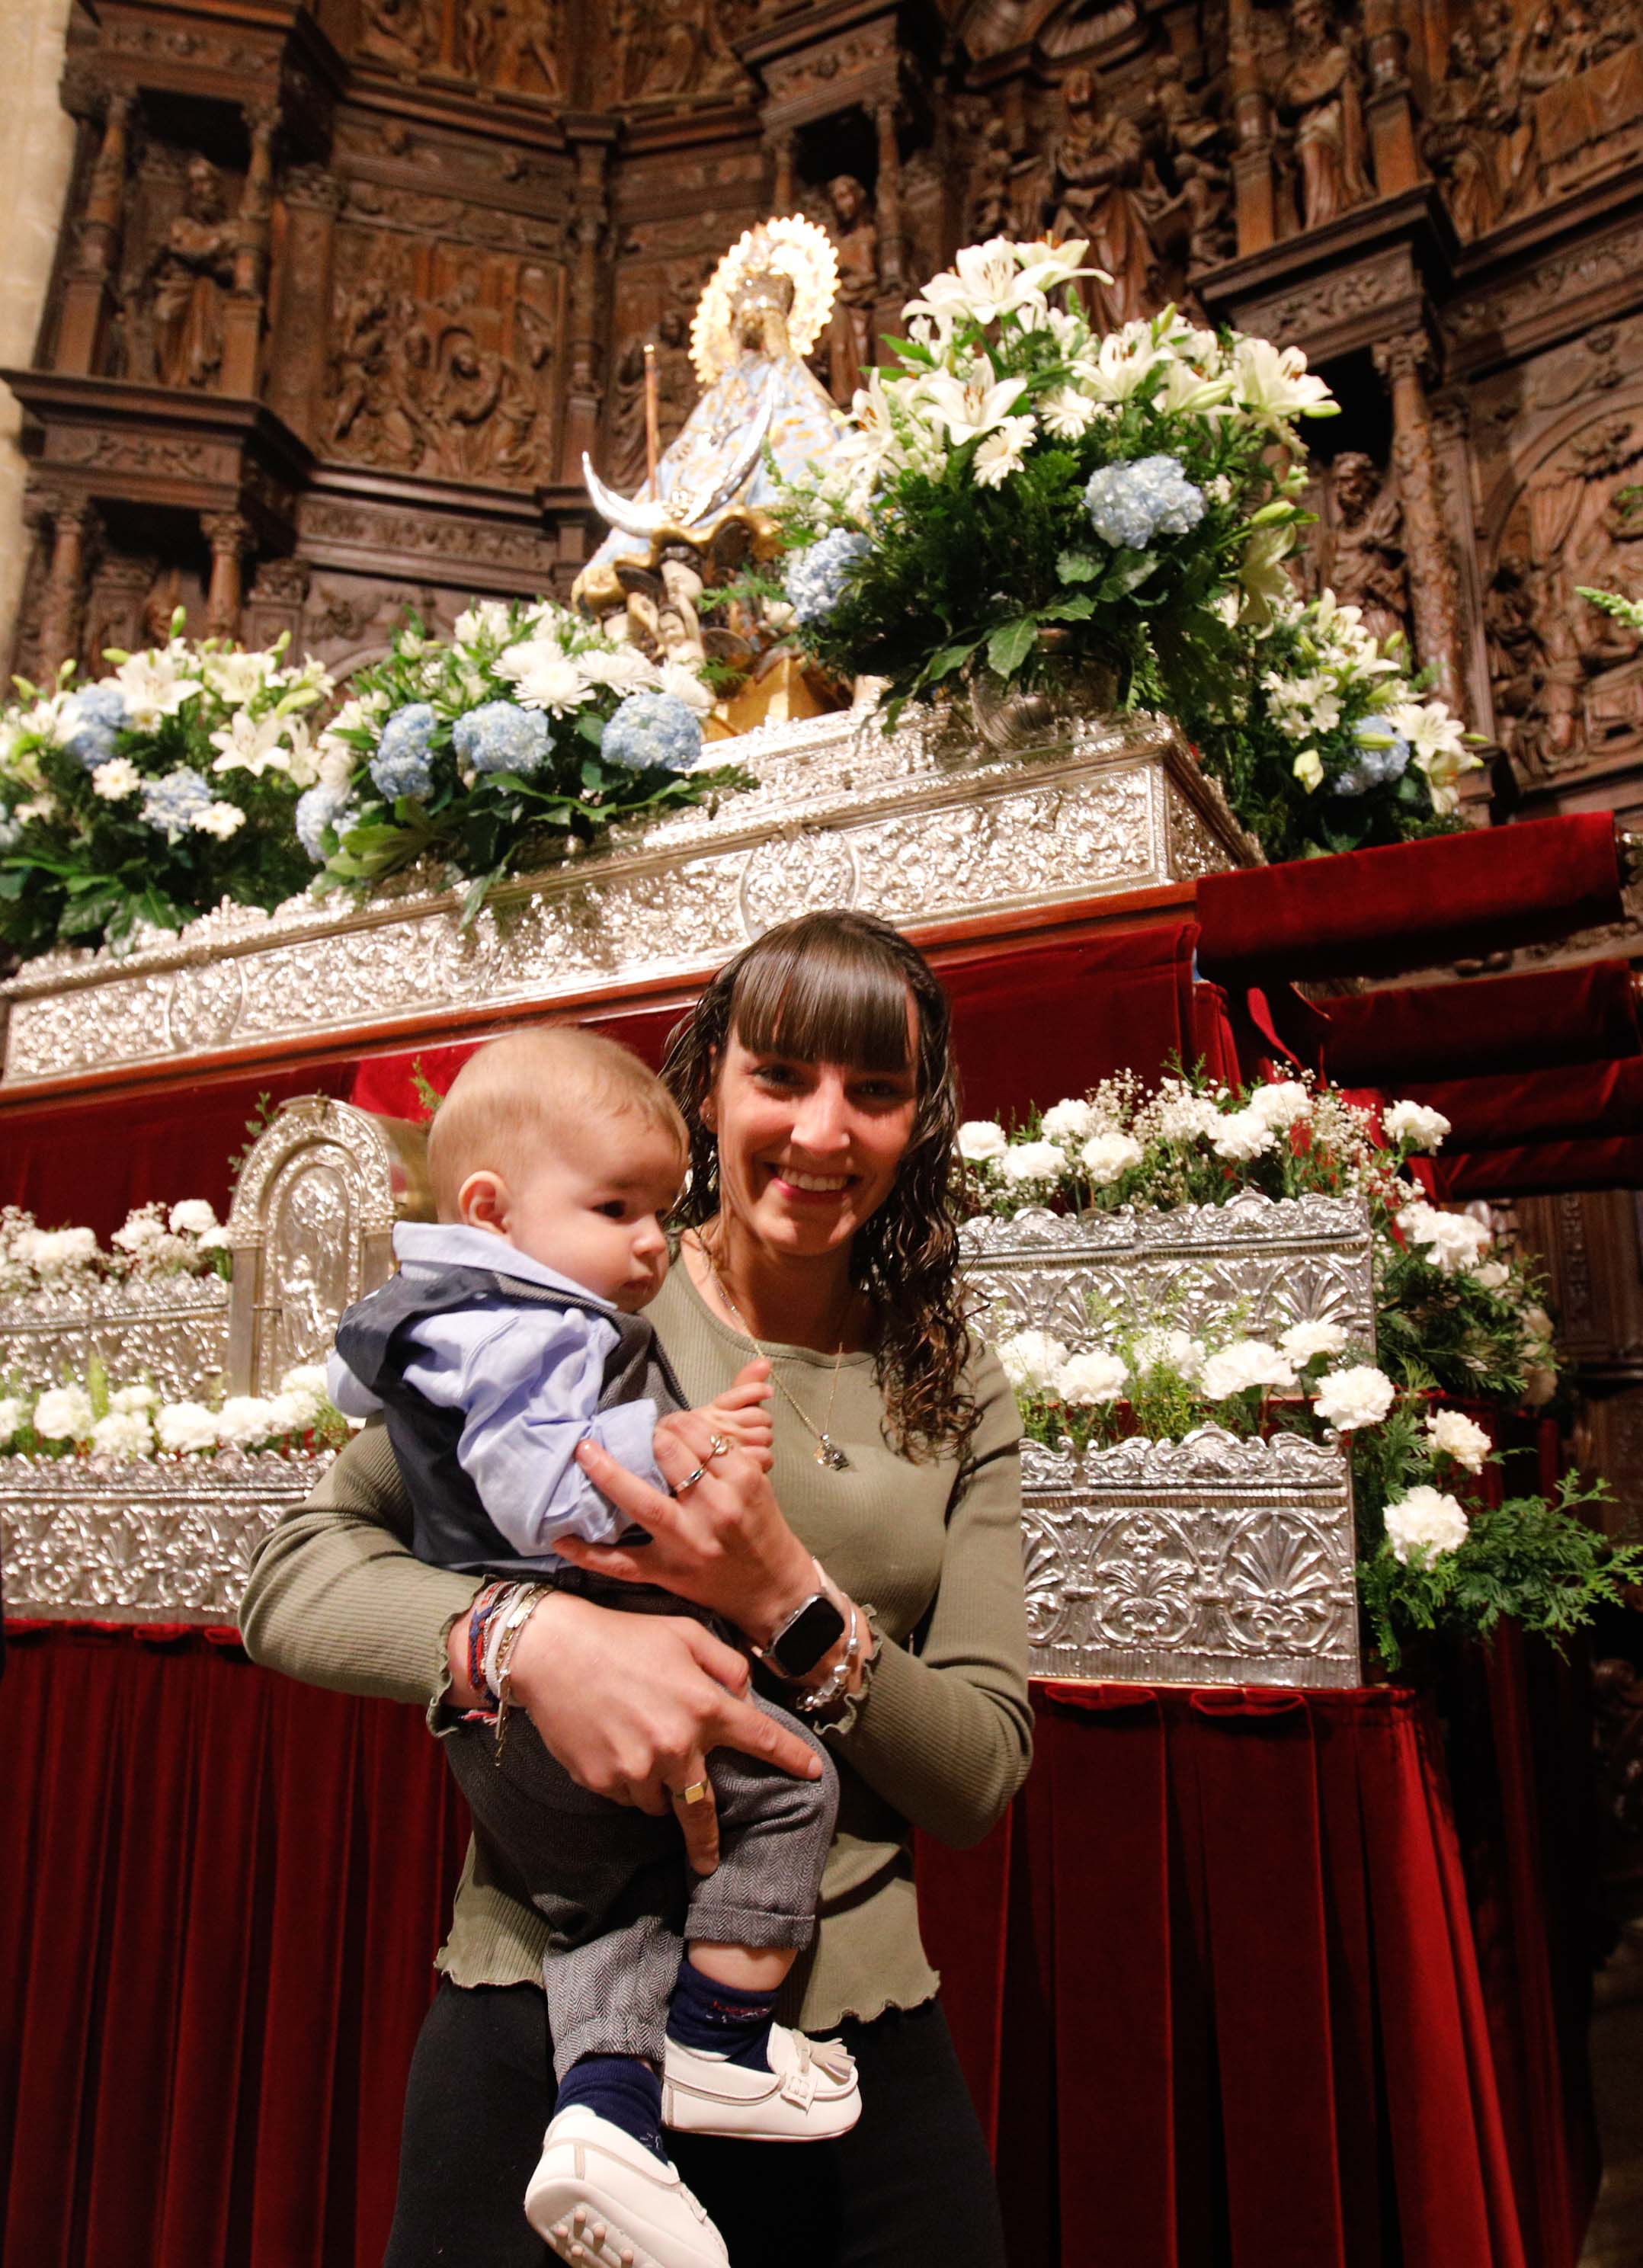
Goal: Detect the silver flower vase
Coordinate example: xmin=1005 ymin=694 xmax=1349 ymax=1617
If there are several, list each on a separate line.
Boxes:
xmin=967 ymin=625 xmax=1123 ymax=754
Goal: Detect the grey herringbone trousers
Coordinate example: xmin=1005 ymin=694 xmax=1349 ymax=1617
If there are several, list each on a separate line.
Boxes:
xmin=442 ymin=1576 xmax=838 ymax=2078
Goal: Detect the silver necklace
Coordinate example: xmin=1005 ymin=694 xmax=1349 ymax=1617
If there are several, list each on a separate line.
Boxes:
xmin=697 ymin=1235 xmax=853 ymax=1472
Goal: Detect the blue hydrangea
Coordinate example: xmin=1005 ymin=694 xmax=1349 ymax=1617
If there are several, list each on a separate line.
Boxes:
xmin=295 ymin=782 xmax=357 ymax=861
xmin=1084 ymin=455 xmax=1206 ymax=550
xmin=452 ymin=700 xmax=551 ymax=777
xmin=1334 ymin=716 xmax=1413 ymax=797
xmin=139 ymin=767 xmax=212 ymax=841
xmin=784 ymin=529 xmax=872 ymax=629
xmin=369 ymin=702 xmax=438 ymax=799
xmin=601 ymin=690 xmax=704 ymax=774
xmin=62 ymin=682 xmax=129 ymax=771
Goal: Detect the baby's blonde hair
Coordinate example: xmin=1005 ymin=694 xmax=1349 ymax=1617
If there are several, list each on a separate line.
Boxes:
xmin=426 ymin=1027 xmax=687 ymax=1222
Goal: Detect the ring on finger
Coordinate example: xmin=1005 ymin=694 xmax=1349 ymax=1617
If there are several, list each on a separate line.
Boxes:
xmin=674 ymin=1462 xmax=709 ymax=1494
xmin=674 ymin=1779 xmax=710 ymax=1805
xmin=707 ymin=1433 xmax=732 ymax=1459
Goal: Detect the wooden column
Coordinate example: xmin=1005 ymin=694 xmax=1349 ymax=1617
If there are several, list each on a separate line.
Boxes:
xmin=1373 ymin=331 xmax=1465 ymax=715
xmin=34 ymin=492 xmax=96 ymax=678
xmin=57 ymin=92 xmax=133 ymax=377
xmin=1228 ymin=0 xmax=1279 ymax=253
xmin=1363 ymin=0 xmax=1423 ymax=198
xmin=264 ymin=165 xmax=341 ymax=440
xmin=221 ymin=103 xmax=277 ymax=397
xmin=559 ymin=128 xmax=610 ymax=483
xmin=767 ymin=133 xmax=795 ymax=212
xmin=874 ymin=99 xmax=905 ymax=297
xmin=202 ymin=511 xmax=250 ymax=642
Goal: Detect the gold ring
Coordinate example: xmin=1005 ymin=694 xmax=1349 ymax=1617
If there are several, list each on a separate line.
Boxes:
xmin=676 ymin=1779 xmax=709 ymax=1805
xmin=707 ymin=1434 xmax=732 ymax=1459
xmin=674 ymin=1462 xmax=708 ymax=1494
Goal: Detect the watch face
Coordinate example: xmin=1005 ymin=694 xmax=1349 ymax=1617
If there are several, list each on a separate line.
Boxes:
xmin=771 ymin=1593 xmax=847 ymax=1678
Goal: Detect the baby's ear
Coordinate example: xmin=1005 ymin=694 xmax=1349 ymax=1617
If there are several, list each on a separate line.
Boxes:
xmin=456 ymin=1168 xmax=509 ymax=1234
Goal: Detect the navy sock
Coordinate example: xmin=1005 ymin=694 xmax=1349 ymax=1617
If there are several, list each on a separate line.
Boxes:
xmin=665 ymin=1956 xmax=780 ymax=2071
xmin=555 ymin=2055 xmax=667 ymax=2161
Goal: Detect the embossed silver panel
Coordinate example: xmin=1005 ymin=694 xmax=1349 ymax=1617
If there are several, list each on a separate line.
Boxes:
xmin=1020 ymin=1427 xmax=1360 ymax=1688
xmin=959 ymin=1190 xmax=1378 ymax=1359
xmin=2 ymin=708 xmax=1257 ymax=1084
xmin=0 ymin=1274 xmax=229 ymax=1400
xmin=0 ymin=1447 xmax=335 ymax=1623
xmin=961 ymin=1194 xmax=1372 ymax=1687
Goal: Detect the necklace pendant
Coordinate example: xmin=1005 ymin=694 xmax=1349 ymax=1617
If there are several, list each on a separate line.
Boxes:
xmin=816 ymin=1437 xmax=850 ymax=1472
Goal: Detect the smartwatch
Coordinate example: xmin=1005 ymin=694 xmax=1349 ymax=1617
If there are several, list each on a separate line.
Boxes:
xmin=757 ymin=1588 xmax=847 ymax=1680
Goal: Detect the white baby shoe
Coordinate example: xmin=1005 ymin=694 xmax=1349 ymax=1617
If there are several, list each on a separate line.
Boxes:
xmin=524 ymin=2106 xmax=729 ymax=2268
xmin=661 ymin=2023 xmax=861 ymax=2141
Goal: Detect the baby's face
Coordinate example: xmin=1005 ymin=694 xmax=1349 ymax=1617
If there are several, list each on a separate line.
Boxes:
xmin=495 ymin=1120 xmax=684 ymax=1313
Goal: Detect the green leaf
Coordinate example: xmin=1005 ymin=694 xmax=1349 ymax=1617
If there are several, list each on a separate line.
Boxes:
xmin=923 ymin=639 xmax=982 ymax=686
xmin=986 ymin=616 xmax=1039 ymax=679
xmin=1042 ymin=594 xmax=1096 ymax=623
xmin=578 ymin=713 xmax=606 ymax=748
xmin=1056 ymin=549 xmax=1100 ymax=584
xmin=1097 ymin=552 xmax=1160 ymax=601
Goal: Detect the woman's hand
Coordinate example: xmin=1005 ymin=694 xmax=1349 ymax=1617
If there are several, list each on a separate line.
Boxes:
xmin=449 ymin=1587 xmax=823 ymax=1876
xmin=558 ymin=1412 xmax=818 ymax=1648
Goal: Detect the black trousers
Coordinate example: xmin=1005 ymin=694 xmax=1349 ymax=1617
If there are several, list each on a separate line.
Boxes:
xmin=383 ymin=1978 xmax=1007 ymax=2268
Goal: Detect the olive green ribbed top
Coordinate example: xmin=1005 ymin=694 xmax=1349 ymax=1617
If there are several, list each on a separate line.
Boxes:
xmin=239 ymin=1263 xmax=1032 ymax=2032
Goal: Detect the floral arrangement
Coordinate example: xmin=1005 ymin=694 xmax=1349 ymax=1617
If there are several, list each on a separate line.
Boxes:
xmin=0 ymin=614 xmax=329 ymax=959
xmin=305 ymin=601 xmax=748 ymax=921
xmin=772 ymin=236 xmax=1336 ymax=718
xmin=0 ymin=1198 xmax=232 ymax=1299
xmin=0 ymin=1360 xmax=347 ymax=1462
xmin=1177 ymin=587 xmax=1484 ymax=860
xmin=960 ymin=1073 xmax=1633 ymax=1664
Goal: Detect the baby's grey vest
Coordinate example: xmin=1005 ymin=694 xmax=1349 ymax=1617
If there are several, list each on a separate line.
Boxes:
xmin=334 ymin=1261 xmax=687 ymax=1581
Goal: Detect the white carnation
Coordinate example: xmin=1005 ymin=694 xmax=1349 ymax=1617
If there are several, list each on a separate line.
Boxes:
xmin=112 ymin=1212 xmax=167 ymax=1254
xmin=1247 ymin=1081 xmax=1312 ymax=1130
xmin=280 ymin=1364 xmax=330 ymax=1400
xmin=1521 ymin=1305 xmax=1555 ymax=1344
xmin=1471 ymin=1260 xmax=1510 ymax=1292
xmin=25 ymin=1226 xmax=98 ymax=1275
xmin=655 ymin=659 xmax=716 ymax=717
xmin=0 ymin=1395 xmax=26 ymax=1440
xmin=1001 ymin=1140 xmax=1067 ymax=1187
xmin=1201 ymin=1339 xmax=1298 ymax=1401
xmin=91 ymin=757 xmax=143 ymax=800
xmin=1424 ymin=1408 xmax=1491 ymax=1474
xmin=1400 ymin=1202 xmax=1491 ymax=1274
xmin=168 ymin=1199 xmax=218 ymax=1236
xmin=34 ymin=1385 xmax=94 ymax=1440
xmin=110 ymin=1384 xmax=159 ymax=1413
xmin=1312 ymin=1363 xmax=1396 ymax=1432
xmin=1212 ymin=1107 xmax=1277 ymax=1162
xmin=1040 ymin=1098 xmax=1098 ymax=1142
xmin=1079 ymin=1131 xmax=1143 ymax=1186
xmin=1523 ymin=1360 xmax=1558 ymax=1408
xmin=197 ymin=1225 xmax=232 ymax=1252
xmin=1279 ymin=1320 xmax=1350 ymax=1367
xmin=155 ymin=1400 xmax=223 ymax=1454
xmin=214 ymin=1395 xmax=278 ymax=1446
xmin=1383 ymin=1484 xmax=1469 ymax=1565
xmin=957 ymin=1120 xmax=1010 ymax=1164
xmin=998 ymin=1329 xmax=1071 ymax=1394
xmin=90 ymin=1411 xmax=154 ymax=1460
xmin=1132 ymin=1328 xmax=1206 ymax=1382
xmin=1056 ymin=1350 xmax=1129 ymax=1406
xmin=1383 ymin=1100 xmax=1451 ymax=1152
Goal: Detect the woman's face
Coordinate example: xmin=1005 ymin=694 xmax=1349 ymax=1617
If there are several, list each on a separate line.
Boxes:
xmin=706 ymin=1003 xmax=922 ymax=1264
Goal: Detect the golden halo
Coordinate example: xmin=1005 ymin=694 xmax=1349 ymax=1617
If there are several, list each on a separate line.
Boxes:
xmin=690 ymin=214 xmax=839 ymax=386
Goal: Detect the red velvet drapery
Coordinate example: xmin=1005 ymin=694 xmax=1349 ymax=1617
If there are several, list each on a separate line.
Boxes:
xmin=0 ymin=1628 xmax=1593 ymax=2268
xmin=1318 ymin=961 xmax=1643 ymax=1086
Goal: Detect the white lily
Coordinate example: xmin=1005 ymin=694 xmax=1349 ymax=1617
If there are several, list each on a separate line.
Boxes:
xmin=918 ymin=368 xmax=1030 ymax=447
xmin=114 ymin=645 xmax=203 ymax=726
xmin=208 ymin=709 xmax=290 ymax=777
xmin=1231 ymin=336 xmax=1337 ymax=426
xmin=1078 ymin=328 xmax=1166 ymax=403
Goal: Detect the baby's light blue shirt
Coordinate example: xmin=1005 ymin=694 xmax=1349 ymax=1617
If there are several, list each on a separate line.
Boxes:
xmin=328 ymin=1221 xmax=667 ymax=1558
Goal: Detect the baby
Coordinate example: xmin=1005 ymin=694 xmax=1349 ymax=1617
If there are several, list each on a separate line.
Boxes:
xmin=328 ymin=1029 xmax=858 ymax=2268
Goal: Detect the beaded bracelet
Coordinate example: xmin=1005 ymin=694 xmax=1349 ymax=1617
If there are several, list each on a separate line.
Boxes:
xmin=794 ymin=1600 xmax=860 ymax=1719
xmin=466 ymin=1581 xmax=514 ymax=1706
xmin=491 ymin=1589 xmax=547 ymax=1767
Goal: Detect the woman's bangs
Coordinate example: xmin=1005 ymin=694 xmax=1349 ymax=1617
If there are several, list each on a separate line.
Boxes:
xmin=730 ymin=932 xmax=915 ymax=1073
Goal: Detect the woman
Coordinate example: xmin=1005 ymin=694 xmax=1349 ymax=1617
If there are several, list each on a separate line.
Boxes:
xmin=240 ymin=909 xmax=1032 ymax=2267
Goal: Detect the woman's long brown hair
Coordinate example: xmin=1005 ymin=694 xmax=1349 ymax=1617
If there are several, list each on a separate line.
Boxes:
xmin=660 ymin=910 xmax=977 ymax=1463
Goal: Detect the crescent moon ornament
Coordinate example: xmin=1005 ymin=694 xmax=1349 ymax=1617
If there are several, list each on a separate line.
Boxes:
xmin=581 ymin=394 xmax=774 ymax=541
